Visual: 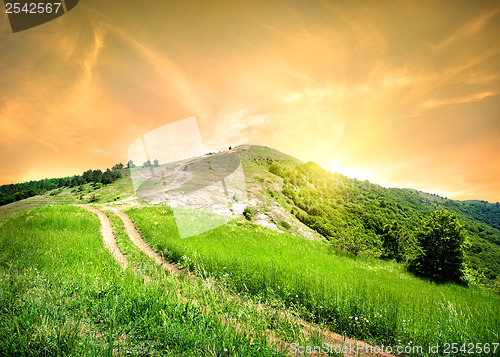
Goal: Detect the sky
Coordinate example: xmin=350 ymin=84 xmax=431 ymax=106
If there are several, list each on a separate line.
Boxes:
xmin=1 ymin=0 xmax=499 ymax=202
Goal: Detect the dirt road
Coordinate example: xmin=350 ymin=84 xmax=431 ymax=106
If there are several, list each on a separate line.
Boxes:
xmin=78 ymin=204 xmax=129 ymax=269
xmin=78 ymin=204 xmax=396 ymax=357
xmin=108 ymin=207 xmax=187 ymax=277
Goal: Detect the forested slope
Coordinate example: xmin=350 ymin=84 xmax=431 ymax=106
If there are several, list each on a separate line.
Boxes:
xmin=236 ymin=146 xmax=500 ymax=287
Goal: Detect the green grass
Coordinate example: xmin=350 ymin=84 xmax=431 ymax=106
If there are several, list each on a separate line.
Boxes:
xmin=0 ymin=206 xmax=286 ymax=356
xmin=102 ymin=206 xmax=328 ymax=351
xmin=128 ymin=206 xmax=500 ymax=356
xmin=0 ymin=172 xmax=135 ymax=220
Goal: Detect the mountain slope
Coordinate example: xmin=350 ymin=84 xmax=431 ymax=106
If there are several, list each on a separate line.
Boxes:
xmin=232 ymin=146 xmax=500 ymax=285
xmin=1 ymin=144 xmax=499 ymax=285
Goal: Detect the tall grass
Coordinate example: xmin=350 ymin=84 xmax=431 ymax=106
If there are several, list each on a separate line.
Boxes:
xmin=128 ymin=206 xmax=500 ymax=356
xmin=0 ymin=206 xmax=284 ymax=356
xmin=103 ymin=207 xmax=324 ymax=351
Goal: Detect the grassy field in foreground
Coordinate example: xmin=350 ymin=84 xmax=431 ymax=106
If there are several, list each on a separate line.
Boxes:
xmin=0 ymin=206 xmax=284 ymax=356
xmin=128 ymin=206 xmax=500 ymax=356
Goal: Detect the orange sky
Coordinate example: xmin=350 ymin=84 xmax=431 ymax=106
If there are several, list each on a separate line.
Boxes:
xmin=1 ymin=0 xmax=499 ymax=202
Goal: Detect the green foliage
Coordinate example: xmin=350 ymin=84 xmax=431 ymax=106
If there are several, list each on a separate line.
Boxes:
xmin=269 ymin=163 xmax=283 ymax=177
xmin=243 ymin=207 xmax=254 ymax=221
xmin=443 ymin=199 xmax=500 ymax=232
xmin=0 ymin=165 xmax=123 ymax=206
xmin=128 ymin=207 xmax=500 ymax=352
xmin=409 ymin=209 xmax=468 ymax=284
xmin=331 ymin=226 xmax=366 ymax=256
xmin=381 ymin=221 xmax=409 ymax=262
xmin=280 ymin=220 xmax=291 ymax=229
xmin=0 ymin=207 xmax=284 ymax=356
xmin=462 ymin=266 xmax=488 ymax=287
xmin=88 ymin=193 xmax=99 ymax=203
xmin=262 ymin=156 xmax=500 ymax=285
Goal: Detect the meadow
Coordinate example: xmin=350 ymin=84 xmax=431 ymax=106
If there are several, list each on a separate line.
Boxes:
xmin=0 ymin=206 xmax=289 ymax=356
xmin=128 ymin=206 xmax=500 ymax=355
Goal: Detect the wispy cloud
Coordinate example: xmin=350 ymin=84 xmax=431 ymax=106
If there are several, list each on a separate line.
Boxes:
xmin=433 ymin=8 xmax=500 ymax=49
xmin=422 ymin=91 xmax=498 ymax=108
xmin=1 ymin=0 xmax=499 ymax=201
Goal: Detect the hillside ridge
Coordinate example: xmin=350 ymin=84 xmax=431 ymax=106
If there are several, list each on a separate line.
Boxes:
xmin=1 ymin=144 xmax=499 ymax=287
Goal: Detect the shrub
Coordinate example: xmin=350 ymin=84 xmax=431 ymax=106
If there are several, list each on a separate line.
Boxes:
xmin=280 ymin=221 xmax=291 ymax=229
xmin=243 ymin=207 xmax=254 ymax=221
xmin=88 ymin=194 xmax=99 ymax=203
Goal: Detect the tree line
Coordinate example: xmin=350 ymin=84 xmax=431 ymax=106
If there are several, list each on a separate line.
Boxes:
xmin=127 ymin=159 xmax=160 ymax=168
xmin=0 ymin=163 xmax=125 ymax=206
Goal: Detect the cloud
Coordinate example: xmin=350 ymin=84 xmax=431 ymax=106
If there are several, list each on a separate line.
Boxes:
xmin=422 ymin=91 xmax=498 ymax=108
xmin=434 ymin=8 xmax=500 ymax=49
xmin=282 ymin=93 xmax=303 ymax=103
xmin=1 ymin=0 xmax=499 ymax=202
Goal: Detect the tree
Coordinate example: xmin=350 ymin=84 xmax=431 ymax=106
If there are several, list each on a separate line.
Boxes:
xmin=143 ymin=160 xmax=151 ymax=168
xmin=153 ymin=159 xmax=159 ymax=167
xmin=82 ymin=169 xmax=93 ymax=183
xmin=409 ymin=209 xmax=467 ymax=284
xmin=332 ymin=226 xmax=366 ymax=256
xmin=127 ymin=160 xmax=135 ymax=168
xmin=92 ymin=169 xmax=103 ymax=183
xmin=381 ymin=221 xmax=408 ymax=262
xmin=101 ymin=169 xmax=113 ymax=184
xmin=269 ymin=163 xmax=283 ymax=177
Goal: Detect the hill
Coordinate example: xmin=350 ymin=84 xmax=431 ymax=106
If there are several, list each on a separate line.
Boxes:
xmin=1 ymin=145 xmax=499 ymax=286
xmin=1 ymin=145 xmax=499 ymax=355
xmin=232 ymin=146 xmax=500 ymax=287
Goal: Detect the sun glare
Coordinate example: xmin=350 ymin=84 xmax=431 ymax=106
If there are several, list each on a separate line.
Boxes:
xmin=328 ymin=159 xmax=382 ymax=185
xmin=330 ymin=158 xmax=342 ymax=173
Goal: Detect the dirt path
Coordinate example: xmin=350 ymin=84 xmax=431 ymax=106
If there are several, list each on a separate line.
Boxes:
xmin=78 ymin=204 xmax=129 ymax=270
xmin=108 ymin=207 xmax=188 ymax=277
xmin=82 ymin=204 xmax=396 ymax=357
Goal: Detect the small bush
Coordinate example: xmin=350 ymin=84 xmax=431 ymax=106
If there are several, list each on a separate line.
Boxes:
xmin=280 ymin=221 xmax=291 ymax=229
xmin=49 ymin=188 xmax=64 ymax=196
xmin=88 ymin=194 xmax=99 ymax=203
xmin=243 ymin=207 xmax=254 ymax=221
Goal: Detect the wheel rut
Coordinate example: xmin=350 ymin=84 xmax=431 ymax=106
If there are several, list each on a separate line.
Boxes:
xmin=108 ymin=207 xmax=188 ymax=277
xmin=78 ymin=204 xmax=129 ymax=270
xmin=77 ymin=204 xmax=396 ymax=357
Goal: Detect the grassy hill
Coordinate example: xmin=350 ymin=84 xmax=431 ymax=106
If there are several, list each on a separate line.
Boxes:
xmin=0 ymin=206 xmax=287 ymax=356
xmin=1 ymin=145 xmax=499 ymax=355
xmin=230 ymin=146 xmax=500 ymax=288
xmin=1 ymin=145 xmax=499 ymax=285
xmin=127 ymin=206 xmax=499 ymax=349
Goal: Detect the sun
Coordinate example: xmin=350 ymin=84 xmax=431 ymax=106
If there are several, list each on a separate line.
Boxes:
xmin=328 ymin=158 xmax=380 ymax=184
xmin=330 ymin=158 xmax=342 ymax=173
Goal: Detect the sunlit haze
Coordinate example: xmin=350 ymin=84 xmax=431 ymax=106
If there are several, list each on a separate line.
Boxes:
xmin=1 ymin=0 xmax=499 ymax=202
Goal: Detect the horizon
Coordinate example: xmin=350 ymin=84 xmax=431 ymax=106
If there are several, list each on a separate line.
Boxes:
xmin=1 ymin=0 xmax=499 ymax=202
xmin=2 ymin=143 xmax=496 ymax=203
